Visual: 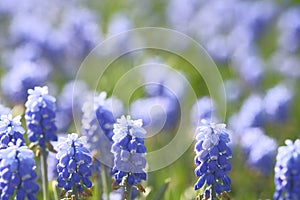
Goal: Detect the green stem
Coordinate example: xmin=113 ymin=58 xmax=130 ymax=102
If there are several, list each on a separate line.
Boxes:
xmin=101 ymin=166 xmax=111 ymax=200
xmin=211 ymin=184 xmax=217 ymax=200
xmin=124 ymin=181 xmax=132 ymax=200
xmin=41 ymin=148 xmax=49 ymax=200
xmin=52 ymin=181 xmax=59 ymax=200
xmin=211 ymin=173 xmax=217 ymax=200
xmin=73 ymin=184 xmax=79 ymax=200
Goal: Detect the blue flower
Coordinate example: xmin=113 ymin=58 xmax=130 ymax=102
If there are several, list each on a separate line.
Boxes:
xmin=130 ymin=96 xmax=179 ymax=133
xmin=274 ymin=139 xmax=300 ymax=200
xmin=264 ymin=84 xmax=293 ymax=123
xmin=277 ymin=7 xmax=300 ymax=53
xmin=240 ymin=128 xmax=277 ymax=176
xmin=25 ymin=86 xmax=57 ymax=147
xmin=82 ymin=92 xmax=123 ymax=172
xmin=0 ymin=114 xmax=25 ymax=149
xmin=56 ymin=133 xmax=93 ymax=196
xmin=0 ymin=104 xmax=10 ymax=116
xmin=111 ymin=115 xmax=147 ymax=187
xmin=56 ymin=80 xmax=88 ymax=132
xmin=1 ymin=61 xmax=50 ymax=104
xmin=0 ymin=142 xmax=39 ymax=200
xmin=229 ymin=94 xmax=265 ymax=133
xmin=190 ymin=96 xmax=216 ymax=126
xmin=194 ymin=121 xmax=232 ymax=196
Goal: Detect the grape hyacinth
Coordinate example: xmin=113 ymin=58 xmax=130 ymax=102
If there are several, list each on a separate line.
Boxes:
xmin=274 ymin=139 xmax=300 ymax=200
xmin=194 ymin=120 xmax=232 ymax=199
xmin=190 ymin=96 xmax=216 ymax=127
xmin=111 ymin=115 xmax=147 ymax=199
xmin=0 ymin=141 xmax=39 ymax=200
xmin=25 ymin=86 xmax=57 ymax=200
xmin=130 ymin=96 xmax=179 ymax=133
xmin=264 ymin=84 xmax=293 ymax=123
xmin=25 ymin=86 xmax=57 ymax=147
xmin=240 ymin=128 xmax=277 ymax=176
xmin=0 ymin=114 xmax=25 ymax=149
xmin=56 ymin=80 xmax=88 ymax=132
xmin=82 ymin=92 xmax=123 ymax=162
xmin=56 ymin=133 xmax=93 ymax=198
xmin=1 ymin=61 xmax=51 ymax=104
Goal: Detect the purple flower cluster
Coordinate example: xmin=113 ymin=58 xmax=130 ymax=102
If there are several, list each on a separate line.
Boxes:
xmin=1 ymin=61 xmax=50 ymax=104
xmin=0 ymin=114 xmax=25 ymax=149
xmin=25 ymin=86 xmax=57 ymax=147
xmin=274 ymin=139 xmax=300 ymax=199
xmin=0 ymin=142 xmax=39 ymax=200
xmin=56 ymin=133 xmax=93 ymax=196
xmin=194 ymin=121 xmax=232 ymax=196
xmin=111 ymin=116 xmax=147 ymax=187
xmin=240 ymin=128 xmax=277 ymax=176
xmin=56 ymin=80 xmax=88 ymax=132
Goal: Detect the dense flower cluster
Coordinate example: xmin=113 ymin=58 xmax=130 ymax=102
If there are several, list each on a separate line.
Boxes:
xmin=25 ymin=86 xmax=57 ymax=147
xmin=0 ymin=114 xmax=25 ymax=149
xmin=0 ymin=141 xmax=39 ymax=200
xmin=274 ymin=139 xmax=300 ymax=199
xmin=194 ymin=121 xmax=232 ymax=197
xmin=56 ymin=133 xmax=93 ymax=196
xmin=111 ymin=115 xmax=147 ymax=186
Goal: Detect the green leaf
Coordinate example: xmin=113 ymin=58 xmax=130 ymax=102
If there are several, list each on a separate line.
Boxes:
xmin=149 ymin=178 xmax=171 ymax=200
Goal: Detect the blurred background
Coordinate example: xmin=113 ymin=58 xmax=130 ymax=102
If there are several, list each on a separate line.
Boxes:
xmin=1 ymin=0 xmax=300 ymax=199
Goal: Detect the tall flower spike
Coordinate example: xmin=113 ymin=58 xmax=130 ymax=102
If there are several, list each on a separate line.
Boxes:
xmin=274 ymin=139 xmax=300 ymax=199
xmin=56 ymin=133 xmax=93 ymax=198
xmin=82 ymin=92 xmax=123 ymax=167
xmin=194 ymin=120 xmax=232 ymax=199
xmin=0 ymin=141 xmax=39 ymax=200
xmin=25 ymin=86 xmax=57 ymax=147
xmin=0 ymin=114 xmax=25 ymax=149
xmin=111 ymin=115 xmax=147 ymax=198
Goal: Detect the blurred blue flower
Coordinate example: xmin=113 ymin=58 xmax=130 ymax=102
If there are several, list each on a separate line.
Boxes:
xmin=229 ymin=94 xmax=265 ymax=133
xmin=140 ymin=58 xmax=186 ymax=99
xmin=0 ymin=142 xmax=39 ymax=200
xmin=130 ymin=96 xmax=179 ymax=133
xmin=274 ymin=139 xmax=300 ymax=199
xmin=47 ymin=151 xmax=58 ymax=181
xmin=240 ymin=128 xmax=277 ymax=176
xmin=0 ymin=114 xmax=25 ymax=149
xmin=82 ymin=92 xmax=123 ymax=170
xmin=112 ymin=115 xmax=147 ymax=187
xmin=269 ymin=50 xmax=300 ymax=79
xmin=1 ymin=61 xmax=51 ymax=104
xmin=277 ymin=7 xmax=300 ymax=53
xmin=231 ymin=46 xmax=264 ymax=88
xmin=264 ymin=84 xmax=293 ymax=122
xmin=9 ymin=11 xmax=51 ymax=46
xmin=194 ymin=120 xmax=232 ymax=196
xmin=0 ymin=104 xmax=10 ymax=116
xmin=224 ymin=79 xmax=241 ymax=102
xmin=56 ymin=80 xmax=88 ymax=132
xmin=51 ymin=7 xmax=102 ymax=77
xmin=25 ymin=86 xmax=57 ymax=147
xmin=190 ymin=96 xmax=216 ymax=126
xmin=166 ymin=0 xmax=202 ymax=33
xmin=56 ymin=133 xmax=93 ymax=195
